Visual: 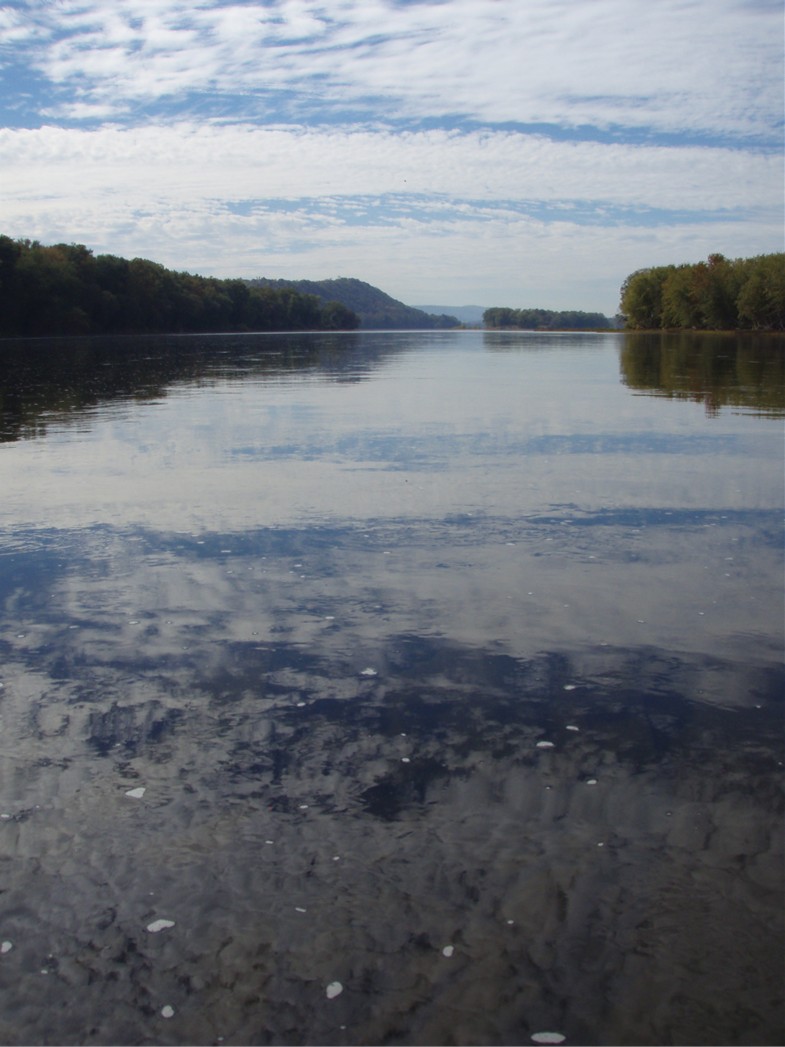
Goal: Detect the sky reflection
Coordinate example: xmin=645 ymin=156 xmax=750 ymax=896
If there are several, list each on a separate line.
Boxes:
xmin=0 ymin=331 xmax=782 ymax=1045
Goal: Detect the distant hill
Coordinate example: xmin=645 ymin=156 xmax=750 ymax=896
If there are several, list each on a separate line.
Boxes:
xmin=248 ymin=277 xmax=460 ymax=330
xmin=415 ymin=304 xmax=486 ymax=325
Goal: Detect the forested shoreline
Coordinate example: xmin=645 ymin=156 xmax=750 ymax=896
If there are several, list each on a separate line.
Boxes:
xmin=483 ymin=307 xmax=612 ymax=330
xmin=619 ymin=253 xmax=784 ymax=331
xmin=0 ymin=236 xmax=359 ymax=336
xmin=3 ymin=236 xmax=783 ymax=339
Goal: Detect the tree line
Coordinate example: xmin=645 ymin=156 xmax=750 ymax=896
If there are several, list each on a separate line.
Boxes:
xmin=619 ymin=253 xmax=784 ymax=331
xmin=0 ymin=236 xmax=359 ymax=337
xmin=483 ymin=307 xmax=612 ymax=330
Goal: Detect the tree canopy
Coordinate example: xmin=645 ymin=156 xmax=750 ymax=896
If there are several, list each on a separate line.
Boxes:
xmin=619 ymin=253 xmax=785 ymax=331
xmin=0 ymin=236 xmax=360 ymax=336
xmin=483 ymin=307 xmax=612 ymax=330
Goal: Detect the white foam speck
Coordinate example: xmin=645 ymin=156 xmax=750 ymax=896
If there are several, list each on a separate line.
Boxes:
xmin=442 ymin=945 xmax=454 ymax=957
xmin=161 ymin=1005 xmax=175 ymax=1019
xmin=299 ymin=804 xmax=309 ymax=810
xmin=125 ymin=787 xmax=146 ymax=799
xmin=326 ymin=981 xmax=343 ymax=999
xmin=146 ymin=919 xmax=175 ymax=933
xmin=532 ymin=1034 xmax=565 ymax=1045
xmin=360 ymin=668 xmax=378 ymax=677
xmin=401 ymin=757 xmax=411 ymax=763
xmin=536 ymin=741 xmax=555 ymax=749
xmin=563 ymin=684 xmax=576 ymax=691
xmin=586 ymin=779 xmax=598 ymax=786
xmin=1 ymin=941 xmax=12 ymax=954
xmin=295 ymin=907 xmax=306 ymax=913
xmin=566 ymin=725 xmax=579 ymax=732
xmin=265 ymin=840 xmax=274 ymax=845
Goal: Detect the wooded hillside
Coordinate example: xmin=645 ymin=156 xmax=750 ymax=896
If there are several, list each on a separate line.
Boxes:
xmin=249 ymin=277 xmax=459 ymax=329
xmin=0 ymin=236 xmax=359 ymax=336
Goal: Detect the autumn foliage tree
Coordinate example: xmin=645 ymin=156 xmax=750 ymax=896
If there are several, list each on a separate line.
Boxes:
xmin=620 ymin=253 xmax=785 ymax=331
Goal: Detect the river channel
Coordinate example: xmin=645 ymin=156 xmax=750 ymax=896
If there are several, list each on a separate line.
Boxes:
xmin=0 ymin=330 xmax=782 ymax=1045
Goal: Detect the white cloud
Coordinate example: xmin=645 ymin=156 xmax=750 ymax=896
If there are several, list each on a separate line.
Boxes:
xmin=2 ymin=1 xmax=781 ymax=310
xmin=1 ymin=122 xmax=780 ymax=311
xmin=1 ymin=123 xmax=780 ymax=213
xmin=13 ymin=0 xmax=783 ymax=137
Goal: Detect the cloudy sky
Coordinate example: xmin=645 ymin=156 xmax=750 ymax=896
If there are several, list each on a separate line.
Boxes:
xmin=0 ymin=0 xmax=782 ymax=313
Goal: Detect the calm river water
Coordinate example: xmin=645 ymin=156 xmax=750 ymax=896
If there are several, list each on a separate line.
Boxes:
xmin=0 ymin=330 xmax=782 ymax=1046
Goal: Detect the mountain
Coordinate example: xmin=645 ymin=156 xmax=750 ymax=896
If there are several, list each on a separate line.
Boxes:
xmin=247 ymin=277 xmax=460 ymax=330
xmin=414 ymin=304 xmax=486 ymax=325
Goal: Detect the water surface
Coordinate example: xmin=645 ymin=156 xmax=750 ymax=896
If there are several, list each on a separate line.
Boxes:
xmin=0 ymin=330 xmax=782 ymax=1045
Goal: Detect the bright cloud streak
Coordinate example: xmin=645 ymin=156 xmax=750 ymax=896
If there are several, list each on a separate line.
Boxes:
xmin=0 ymin=0 xmax=782 ymax=312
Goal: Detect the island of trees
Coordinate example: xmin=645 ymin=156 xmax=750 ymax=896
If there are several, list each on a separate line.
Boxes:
xmin=619 ymin=253 xmax=784 ymax=331
xmin=483 ymin=307 xmax=612 ymax=330
xmin=0 ymin=235 xmax=360 ymax=336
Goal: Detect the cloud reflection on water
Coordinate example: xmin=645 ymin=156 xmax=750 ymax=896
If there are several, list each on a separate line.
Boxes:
xmin=0 ymin=332 xmax=782 ymax=1044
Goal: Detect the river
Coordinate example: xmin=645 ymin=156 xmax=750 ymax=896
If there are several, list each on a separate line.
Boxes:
xmin=0 ymin=329 xmax=782 ymax=1045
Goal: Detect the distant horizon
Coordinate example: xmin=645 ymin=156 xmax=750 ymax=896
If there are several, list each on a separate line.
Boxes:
xmin=1 ymin=1 xmax=781 ymax=315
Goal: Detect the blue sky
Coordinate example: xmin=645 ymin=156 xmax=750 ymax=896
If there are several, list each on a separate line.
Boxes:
xmin=0 ymin=0 xmax=782 ymax=314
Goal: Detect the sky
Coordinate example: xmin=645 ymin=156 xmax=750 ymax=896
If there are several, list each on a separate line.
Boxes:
xmin=0 ymin=0 xmax=782 ymax=314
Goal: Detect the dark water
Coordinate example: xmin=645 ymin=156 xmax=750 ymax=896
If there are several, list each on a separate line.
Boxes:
xmin=0 ymin=330 xmax=782 ymax=1046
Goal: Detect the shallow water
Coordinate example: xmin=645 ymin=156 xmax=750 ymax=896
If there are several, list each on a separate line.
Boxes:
xmin=0 ymin=330 xmax=782 ymax=1045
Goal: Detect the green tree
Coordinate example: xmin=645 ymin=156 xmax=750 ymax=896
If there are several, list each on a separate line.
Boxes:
xmin=620 ymin=253 xmax=784 ymax=331
xmin=737 ymin=255 xmax=785 ymax=330
xmin=0 ymin=235 xmax=363 ymax=336
xmin=320 ymin=300 xmax=360 ymax=330
xmin=661 ymin=265 xmax=699 ymax=328
xmin=620 ymin=267 xmax=670 ymax=328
